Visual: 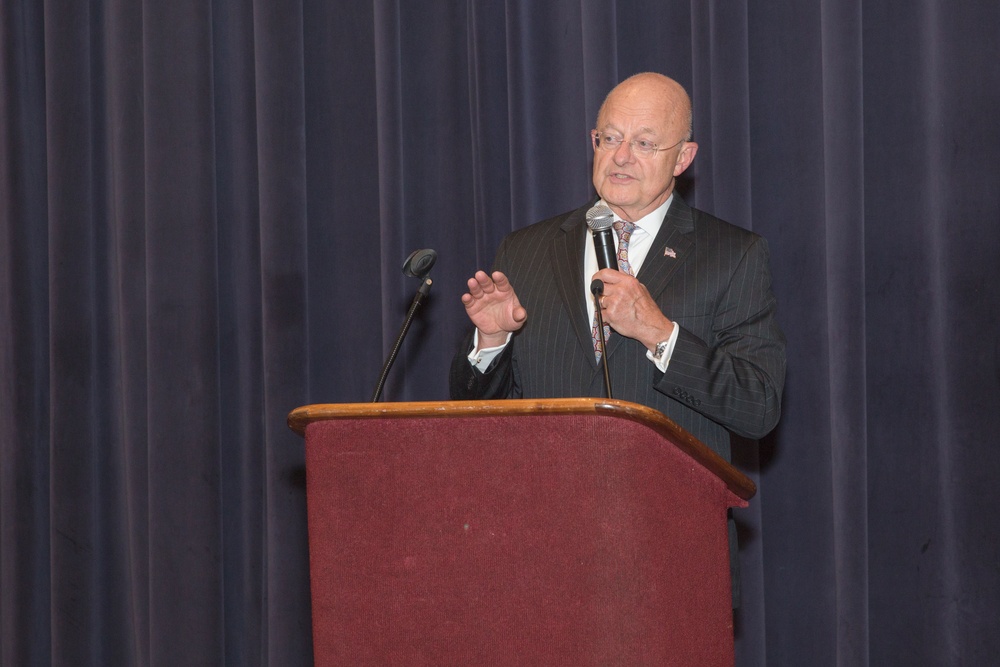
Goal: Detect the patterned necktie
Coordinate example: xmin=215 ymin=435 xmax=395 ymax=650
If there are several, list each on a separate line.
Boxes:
xmin=613 ymin=220 xmax=636 ymax=275
xmin=592 ymin=220 xmax=637 ymax=361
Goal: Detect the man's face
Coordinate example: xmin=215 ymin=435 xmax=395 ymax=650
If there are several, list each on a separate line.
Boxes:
xmin=591 ymin=83 xmax=697 ymax=222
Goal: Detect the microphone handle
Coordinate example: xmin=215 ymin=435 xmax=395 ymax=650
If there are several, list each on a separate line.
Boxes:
xmin=592 ymin=228 xmax=617 ymax=271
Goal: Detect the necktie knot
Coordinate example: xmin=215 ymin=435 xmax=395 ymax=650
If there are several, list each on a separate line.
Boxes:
xmin=613 ymin=220 xmax=636 ymax=237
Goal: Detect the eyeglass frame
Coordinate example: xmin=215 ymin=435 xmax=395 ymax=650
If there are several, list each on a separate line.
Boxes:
xmin=590 ymin=130 xmax=687 ymax=158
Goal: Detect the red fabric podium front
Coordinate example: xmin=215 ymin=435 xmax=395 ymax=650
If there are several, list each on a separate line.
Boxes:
xmin=288 ymin=398 xmax=755 ymax=666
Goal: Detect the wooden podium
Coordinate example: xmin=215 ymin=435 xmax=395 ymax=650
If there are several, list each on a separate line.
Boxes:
xmin=288 ymin=398 xmax=755 ymax=666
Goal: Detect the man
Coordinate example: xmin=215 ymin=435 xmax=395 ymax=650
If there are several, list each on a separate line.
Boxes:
xmin=450 ymin=72 xmax=785 ymax=463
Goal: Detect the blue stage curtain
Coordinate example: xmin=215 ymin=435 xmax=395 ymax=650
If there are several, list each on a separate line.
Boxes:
xmin=2 ymin=0 xmax=998 ymax=664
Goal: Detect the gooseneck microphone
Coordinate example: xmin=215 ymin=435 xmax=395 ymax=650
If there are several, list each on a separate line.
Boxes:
xmin=371 ymin=249 xmax=437 ymax=402
xmin=586 ymin=203 xmax=616 ymax=271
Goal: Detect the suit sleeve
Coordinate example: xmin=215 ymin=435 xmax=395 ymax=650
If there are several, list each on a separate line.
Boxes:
xmin=448 ymin=329 xmax=520 ymax=399
xmin=655 ymin=236 xmax=786 ymax=439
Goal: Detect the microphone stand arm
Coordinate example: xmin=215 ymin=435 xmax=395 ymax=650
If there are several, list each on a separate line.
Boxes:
xmin=591 ymin=279 xmax=613 ymax=399
xmin=371 ymin=277 xmax=433 ymax=402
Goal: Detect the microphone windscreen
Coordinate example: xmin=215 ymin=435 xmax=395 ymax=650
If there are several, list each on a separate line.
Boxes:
xmin=402 ymin=248 xmax=438 ymax=277
xmin=586 ymin=203 xmax=614 ymax=231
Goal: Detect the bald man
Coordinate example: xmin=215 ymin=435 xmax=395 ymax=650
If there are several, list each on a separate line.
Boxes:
xmin=451 ymin=72 xmax=785 ymax=462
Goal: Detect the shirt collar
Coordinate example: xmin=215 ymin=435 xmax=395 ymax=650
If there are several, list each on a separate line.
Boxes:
xmin=597 ymin=194 xmax=673 ymax=237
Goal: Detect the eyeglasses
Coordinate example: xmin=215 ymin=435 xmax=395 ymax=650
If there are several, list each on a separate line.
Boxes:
xmin=591 ymin=130 xmax=685 ymax=158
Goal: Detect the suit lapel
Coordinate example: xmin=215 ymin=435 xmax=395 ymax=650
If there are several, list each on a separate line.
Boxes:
xmin=550 ymin=205 xmax=600 ymax=367
xmin=635 ymin=195 xmax=695 ymax=298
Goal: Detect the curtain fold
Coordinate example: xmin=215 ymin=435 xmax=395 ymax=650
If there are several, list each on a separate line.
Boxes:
xmin=213 ymin=0 xmax=265 ymax=659
xmin=2 ymin=0 xmax=998 ymax=664
xmin=819 ymin=0 xmax=869 ymax=663
xmin=142 ymin=1 xmax=224 ymax=663
xmin=1 ymin=0 xmax=51 ymax=663
xmin=252 ymin=0 xmax=313 ymax=662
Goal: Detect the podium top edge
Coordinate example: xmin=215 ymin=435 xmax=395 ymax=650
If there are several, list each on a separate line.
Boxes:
xmin=288 ymin=398 xmax=641 ymax=433
xmin=287 ymin=398 xmax=755 ymax=501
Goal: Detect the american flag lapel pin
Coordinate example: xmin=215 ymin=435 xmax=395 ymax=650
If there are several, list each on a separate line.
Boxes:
xmin=664 ymin=247 xmax=677 ymax=258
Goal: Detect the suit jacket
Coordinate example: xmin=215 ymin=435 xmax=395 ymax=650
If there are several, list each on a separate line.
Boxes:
xmin=450 ymin=195 xmax=786 ymax=461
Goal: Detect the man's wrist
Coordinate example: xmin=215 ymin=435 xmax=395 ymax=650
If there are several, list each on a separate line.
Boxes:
xmin=645 ymin=322 xmax=679 ymax=372
xmin=477 ymin=330 xmax=510 ymax=349
xmin=643 ymin=321 xmax=676 ymax=354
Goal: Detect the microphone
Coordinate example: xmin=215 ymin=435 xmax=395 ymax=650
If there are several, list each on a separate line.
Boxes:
xmin=371 ymin=248 xmax=437 ymax=402
xmin=591 ymin=279 xmax=613 ymax=399
xmin=403 ymin=248 xmax=437 ymax=278
xmin=586 ymin=203 xmax=616 ymax=271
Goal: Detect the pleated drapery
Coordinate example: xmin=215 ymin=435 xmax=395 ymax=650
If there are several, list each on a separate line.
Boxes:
xmin=2 ymin=1 xmax=998 ymax=664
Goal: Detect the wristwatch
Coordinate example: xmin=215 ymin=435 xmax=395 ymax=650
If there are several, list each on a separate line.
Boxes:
xmin=651 ymin=340 xmax=671 ymax=362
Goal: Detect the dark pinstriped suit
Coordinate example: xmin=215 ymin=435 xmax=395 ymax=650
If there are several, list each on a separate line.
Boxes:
xmin=450 ymin=195 xmax=786 ymax=461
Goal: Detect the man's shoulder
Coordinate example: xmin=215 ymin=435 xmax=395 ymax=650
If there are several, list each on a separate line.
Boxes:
xmin=680 ymin=198 xmax=764 ymax=246
xmin=504 ymin=200 xmax=592 ymax=242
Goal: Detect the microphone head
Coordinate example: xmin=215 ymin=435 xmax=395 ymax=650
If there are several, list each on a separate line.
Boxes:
xmin=586 ymin=203 xmax=615 ymax=231
xmin=402 ymin=248 xmax=438 ymax=278
xmin=590 ymin=279 xmax=604 ymax=295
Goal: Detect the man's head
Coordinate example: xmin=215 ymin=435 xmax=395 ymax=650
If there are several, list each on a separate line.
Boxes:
xmin=591 ymin=73 xmax=698 ymax=222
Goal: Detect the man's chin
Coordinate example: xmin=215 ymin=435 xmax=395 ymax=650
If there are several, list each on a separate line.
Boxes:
xmin=596 ymin=194 xmax=636 ymax=214
xmin=595 ymin=184 xmax=635 ymax=204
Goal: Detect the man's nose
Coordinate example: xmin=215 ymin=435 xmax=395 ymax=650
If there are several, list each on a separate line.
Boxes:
xmin=613 ymin=141 xmax=636 ymax=164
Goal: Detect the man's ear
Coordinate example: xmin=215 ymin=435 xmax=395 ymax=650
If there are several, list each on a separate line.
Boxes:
xmin=674 ymin=141 xmax=698 ymax=176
